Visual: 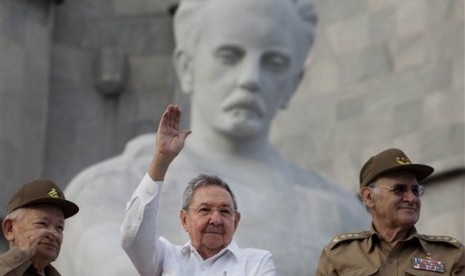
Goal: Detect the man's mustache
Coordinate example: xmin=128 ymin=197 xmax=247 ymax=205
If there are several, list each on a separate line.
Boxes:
xmin=204 ymin=225 xmax=225 ymax=234
xmin=220 ymin=92 xmax=266 ymax=117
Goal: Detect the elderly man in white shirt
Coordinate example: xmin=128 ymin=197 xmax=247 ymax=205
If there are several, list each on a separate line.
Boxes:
xmin=121 ymin=104 xmax=276 ymax=276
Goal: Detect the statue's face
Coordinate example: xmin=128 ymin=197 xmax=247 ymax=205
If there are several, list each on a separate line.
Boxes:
xmin=189 ymin=0 xmax=307 ymax=139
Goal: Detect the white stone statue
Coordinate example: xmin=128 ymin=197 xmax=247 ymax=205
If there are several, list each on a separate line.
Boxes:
xmin=57 ymin=0 xmax=370 ymax=275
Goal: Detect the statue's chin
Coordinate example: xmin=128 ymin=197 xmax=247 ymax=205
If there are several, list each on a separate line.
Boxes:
xmin=212 ymin=116 xmax=266 ymax=140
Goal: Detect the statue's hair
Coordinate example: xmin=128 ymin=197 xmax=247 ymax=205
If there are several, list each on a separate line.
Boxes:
xmin=174 ymin=0 xmax=318 ymax=58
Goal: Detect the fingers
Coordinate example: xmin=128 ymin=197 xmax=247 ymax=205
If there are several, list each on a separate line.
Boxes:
xmin=156 ymin=104 xmax=191 ymax=149
xmin=161 ymin=104 xmax=181 ymax=130
xmin=173 ymin=107 xmax=181 ymax=130
xmin=169 ymin=105 xmax=180 ymax=130
xmin=17 ymin=228 xmax=57 ymax=258
xmin=179 ymin=129 xmax=192 ymax=141
xmin=28 ymin=228 xmax=60 ymax=243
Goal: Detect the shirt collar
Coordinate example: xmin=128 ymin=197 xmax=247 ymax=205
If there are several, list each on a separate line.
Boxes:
xmin=26 ymin=264 xmax=61 ymax=276
xmin=180 ymin=239 xmax=240 ymax=261
xmin=367 ymin=224 xmax=424 ymax=251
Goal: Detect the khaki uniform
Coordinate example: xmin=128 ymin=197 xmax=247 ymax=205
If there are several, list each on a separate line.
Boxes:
xmin=316 ymin=227 xmax=464 ymax=275
xmin=0 ymin=247 xmax=62 ymax=276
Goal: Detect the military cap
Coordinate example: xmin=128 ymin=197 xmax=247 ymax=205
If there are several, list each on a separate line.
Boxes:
xmin=360 ymin=148 xmax=434 ymax=187
xmin=7 ymin=178 xmax=79 ymax=218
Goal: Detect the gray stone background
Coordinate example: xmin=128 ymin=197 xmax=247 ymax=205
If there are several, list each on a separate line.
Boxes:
xmin=1 ymin=0 xmax=464 ymax=252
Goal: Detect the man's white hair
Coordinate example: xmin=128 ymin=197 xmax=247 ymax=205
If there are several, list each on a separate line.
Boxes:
xmin=173 ymin=0 xmax=317 ymax=58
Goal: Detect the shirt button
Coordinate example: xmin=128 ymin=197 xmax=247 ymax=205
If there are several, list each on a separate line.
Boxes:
xmin=15 ymin=255 xmax=22 ymax=262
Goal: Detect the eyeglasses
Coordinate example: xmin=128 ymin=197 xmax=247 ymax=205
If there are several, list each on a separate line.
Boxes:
xmin=189 ymin=205 xmax=237 ymax=218
xmin=370 ymin=184 xmax=425 ymax=197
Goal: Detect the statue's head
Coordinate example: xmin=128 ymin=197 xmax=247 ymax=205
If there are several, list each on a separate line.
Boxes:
xmin=173 ymin=0 xmax=317 ymax=139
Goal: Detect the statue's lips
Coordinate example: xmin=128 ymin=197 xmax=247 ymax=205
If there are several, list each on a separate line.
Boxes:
xmin=223 ymin=102 xmax=264 ymax=117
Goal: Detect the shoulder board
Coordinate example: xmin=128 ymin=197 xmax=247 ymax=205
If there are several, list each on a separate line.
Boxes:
xmin=419 ymin=234 xmax=464 ymax=248
xmin=329 ymin=231 xmax=370 ymax=249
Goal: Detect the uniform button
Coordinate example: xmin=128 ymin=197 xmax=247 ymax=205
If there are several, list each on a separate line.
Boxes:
xmin=15 ymin=255 xmax=22 ymax=262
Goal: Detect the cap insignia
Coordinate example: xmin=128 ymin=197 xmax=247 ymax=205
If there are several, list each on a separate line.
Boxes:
xmin=48 ymin=188 xmax=59 ymax=198
xmin=396 ymin=156 xmax=411 ymax=165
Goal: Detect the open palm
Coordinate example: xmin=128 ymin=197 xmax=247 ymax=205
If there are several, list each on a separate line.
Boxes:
xmin=156 ymin=104 xmax=191 ymax=158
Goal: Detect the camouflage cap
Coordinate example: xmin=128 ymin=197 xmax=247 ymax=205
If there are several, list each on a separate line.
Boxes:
xmin=7 ymin=178 xmax=79 ymax=218
xmin=360 ymin=148 xmax=434 ymax=187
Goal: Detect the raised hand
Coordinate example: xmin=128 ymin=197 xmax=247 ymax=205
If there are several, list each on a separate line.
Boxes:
xmin=149 ymin=104 xmax=191 ymax=180
xmin=15 ymin=228 xmax=61 ymax=260
xmin=156 ymin=104 xmax=191 ymax=157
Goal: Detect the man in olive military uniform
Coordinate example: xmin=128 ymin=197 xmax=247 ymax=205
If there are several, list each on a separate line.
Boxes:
xmin=1 ymin=179 xmax=79 ymax=276
xmin=316 ymin=148 xmax=464 ymax=275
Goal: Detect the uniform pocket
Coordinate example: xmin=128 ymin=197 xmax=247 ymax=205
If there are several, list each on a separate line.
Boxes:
xmin=341 ymin=267 xmax=379 ymax=276
xmin=405 ymin=268 xmax=444 ymax=275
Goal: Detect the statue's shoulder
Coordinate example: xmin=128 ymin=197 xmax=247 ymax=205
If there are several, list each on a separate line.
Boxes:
xmin=121 ymin=133 xmax=156 ymax=159
xmin=289 ymin=163 xmax=329 ymax=188
xmin=65 ymin=133 xmax=155 ymax=197
xmin=289 ymin=163 xmax=353 ymax=196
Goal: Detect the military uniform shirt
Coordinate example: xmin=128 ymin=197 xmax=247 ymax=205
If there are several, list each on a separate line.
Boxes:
xmin=0 ymin=247 xmax=62 ymax=276
xmin=316 ymin=226 xmax=464 ymax=275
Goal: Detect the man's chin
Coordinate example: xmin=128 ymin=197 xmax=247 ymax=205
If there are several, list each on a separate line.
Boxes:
xmin=37 ymin=246 xmax=59 ymax=260
xmin=398 ymin=215 xmax=419 ymax=227
xmin=202 ymin=235 xmax=226 ymax=247
xmin=34 ymin=253 xmax=58 ymax=265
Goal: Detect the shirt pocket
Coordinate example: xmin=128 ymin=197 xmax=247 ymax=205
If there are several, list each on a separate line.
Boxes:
xmin=341 ymin=267 xmax=379 ymax=276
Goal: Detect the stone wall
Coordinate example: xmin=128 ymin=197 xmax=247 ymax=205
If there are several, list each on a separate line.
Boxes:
xmin=44 ymin=0 xmax=178 ymax=187
xmin=271 ymin=0 xmax=464 ymax=240
xmin=0 ymin=0 xmax=55 ymax=216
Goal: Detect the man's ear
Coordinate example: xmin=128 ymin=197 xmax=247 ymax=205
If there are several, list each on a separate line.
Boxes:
xmin=280 ymin=69 xmax=304 ymax=109
xmin=360 ymin=187 xmax=375 ymax=208
xmin=173 ymin=49 xmax=194 ymax=95
xmin=180 ymin=209 xmax=188 ymax=232
xmin=2 ymin=218 xmax=15 ymax=241
xmin=233 ymin=211 xmax=241 ymax=231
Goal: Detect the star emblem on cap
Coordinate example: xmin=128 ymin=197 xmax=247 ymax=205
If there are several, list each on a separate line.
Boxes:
xmin=48 ymin=188 xmax=59 ymax=198
xmin=396 ymin=156 xmax=411 ymax=165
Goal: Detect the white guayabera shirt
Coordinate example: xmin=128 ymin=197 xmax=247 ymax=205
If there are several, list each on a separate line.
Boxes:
xmin=121 ymin=174 xmax=276 ymax=276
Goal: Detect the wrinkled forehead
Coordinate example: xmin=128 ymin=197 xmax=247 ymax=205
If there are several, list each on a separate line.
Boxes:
xmin=20 ymin=205 xmax=65 ymax=221
xmin=375 ymin=170 xmax=419 ymax=185
xmin=191 ymin=185 xmax=235 ymax=207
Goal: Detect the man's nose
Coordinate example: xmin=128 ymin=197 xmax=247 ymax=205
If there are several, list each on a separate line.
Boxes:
xmin=237 ymin=57 xmax=260 ymax=92
xmin=210 ymin=210 xmax=223 ymax=225
xmin=47 ymin=227 xmax=62 ymax=238
xmin=402 ymin=188 xmax=419 ymax=202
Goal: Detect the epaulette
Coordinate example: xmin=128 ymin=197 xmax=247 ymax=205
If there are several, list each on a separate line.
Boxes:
xmin=419 ymin=234 xmax=463 ymax=248
xmin=329 ymin=231 xmax=370 ymax=250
